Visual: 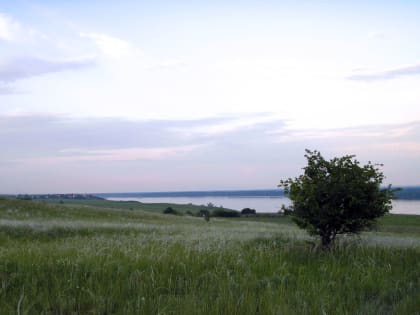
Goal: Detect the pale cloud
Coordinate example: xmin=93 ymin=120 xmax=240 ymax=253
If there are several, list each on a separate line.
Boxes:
xmin=0 ymin=56 xmax=95 ymax=82
xmin=0 ymin=12 xmax=47 ymax=43
xmin=0 ymin=113 xmax=285 ymax=162
xmin=0 ymin=13 xmax=20 ymax=41
xmin=274 ymin=123 xmax=418 ymax=142
xmin=0 ymin=114 xmax=211 ymax=159
xmin=175 ymin=114 xmax=282 ymax=137
xmin=0 ymin=84 xmax=17 ymax=95
xmin=347 ymin=63 xmax=420 ymax=81
xmin=80 ymin=32 xmax=138 ymax=59
xmin=80 ymin=32 xmax=187 ymax=70
xmin=1 ymin=114 xmax=420 ymax=193
xmin=342 ymin=142 xmax=420 ymax=156
xmin=146 ymin=59 xmax=187 ymax=70
xmin=0 ymin=13 xmax=94 ymax=87
xmin=20 ymin=145 xmax=204 ymax=165
xmin=64 ymin=145 xmax=203 ymax=161
xmin=368 ymin=31 xmax=386 ymax=39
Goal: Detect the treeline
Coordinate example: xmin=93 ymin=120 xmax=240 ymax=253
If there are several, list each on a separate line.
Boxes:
xmin=163 ymin=206 xmax=281 ymax=218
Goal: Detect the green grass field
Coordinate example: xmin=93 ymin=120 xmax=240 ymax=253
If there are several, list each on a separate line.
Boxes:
xmin=0 ymin=198 xmax=419 ymax=314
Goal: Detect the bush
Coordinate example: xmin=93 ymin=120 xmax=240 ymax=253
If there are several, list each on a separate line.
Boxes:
xmin=163 ymin=207 xmax=178 ymax=215
xmin=211 ymin=209 xmax=240 ymax=217
xmin=241 ymin=208 xmax=256 ymax=215
xmin=199 ymin=209 xmax=209 ymax=216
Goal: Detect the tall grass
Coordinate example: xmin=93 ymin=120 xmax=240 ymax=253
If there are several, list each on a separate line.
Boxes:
xmin=0 ymin=199 xmax=419 ymax=314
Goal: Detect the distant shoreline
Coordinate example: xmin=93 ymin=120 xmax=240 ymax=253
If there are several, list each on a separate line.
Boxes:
xmin=3 ymin=186 xmax=420 ymax=201
xmin=95 ymin=187 xmax=420 ymax=200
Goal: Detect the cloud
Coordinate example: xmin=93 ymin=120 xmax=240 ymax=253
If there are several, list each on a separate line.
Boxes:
xmin=368 ymin=31 xmax=385 ymax=40
xmin=0 ymin=114 xmax=204 ymax=158
xmin=80 ymin=32 xmax=137 ymax=59
xmin=6 ymin=114 xmax=419 ymax=166
xmin=0 ymin=84 xmax=17 ymax=95
xmin=0 ymin=13 xmax=20 ymax=41
xmin=80 ymin=32 xmax=186 ymax=69
xmin=0 ymin=113 xmax=297 ymax=193
xmin=274 ymin=122 xmax=418 ymax=142
xmin=1 ymin=114 xmax=419 ymax=193
xmin=347 ymin=63 xmax=420 ymax=81
xmin=146 ymin=59 xmax=187 ymax=70
xmin=0 ymin=14 xmax=94 ymax=86
xmin=170 ymin=113 xmax=281 ymax=137
xmin=0 ymin=12 xmax=47 ymax=42
xmin=0 ymin=113 xmax=285 ymax=160
xmin=27 ymin=145 xmax=204 ymax=164
xmin=0 ymin=56 xmax=95 ymax=82
xmin=342 ymin=142 xmax=420 ymax=156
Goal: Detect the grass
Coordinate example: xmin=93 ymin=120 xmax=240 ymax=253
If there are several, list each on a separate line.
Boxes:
xmin=37 ymin=197 xmax=222 ymax=214
xmin=0 ymin=198 xmax=419 ymax=314
xmin=376 ymin=214 xmax=420 ymax=236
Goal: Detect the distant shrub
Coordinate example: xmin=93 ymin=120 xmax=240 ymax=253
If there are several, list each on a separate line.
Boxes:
xmin=211 ymin=209 xmax=240 ymax=217
xmin=199 ymin=209 xmax=210 ymax=222
xmin=163 ymin=207 xmax=178 ymax=215
xmin=17 ymin=195 xmax=32 ymax=201
xmin=241 ymin=208 xmax=256 ymax=215
xmin=199 ymin=209 xmax=209 ymax=217
xmin=185 ymin=210 xmax=194 ymax=216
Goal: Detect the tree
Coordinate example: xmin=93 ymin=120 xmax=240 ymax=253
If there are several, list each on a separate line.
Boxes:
xmin=279 ymin=150 xmax=394 ymax=250
xmin=211 ymin=208 xmax=240 ymax=217
xmin=163 ymin=207 xmax=178 ymax=215
xmin=241 ymin=208 xmax=256 ymax=215
xmin=199 ymin=209 xmax=210 ymax=221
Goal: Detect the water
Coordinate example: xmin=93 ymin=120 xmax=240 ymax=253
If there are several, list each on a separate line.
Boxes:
xmin=392 ymin=200 xmax=420 ymax=215
xmin=106 ymin=196 xmax=420 ymax=215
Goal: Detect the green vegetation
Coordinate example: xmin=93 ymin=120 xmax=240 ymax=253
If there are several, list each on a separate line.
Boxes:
xmin=0 ymin=198 xmax=419 ymax=314
xmin=241 ymin=207 xmax=257 ymax=215
xmin=280 ymin=150 xmax=394 ymax=249
xmin=163 ymin=206 xmax=179 ymax=215
xmin=211 ymin=208 xmax=240 ymax=217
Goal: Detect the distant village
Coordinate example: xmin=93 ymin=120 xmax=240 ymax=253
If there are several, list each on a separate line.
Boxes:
xmin=11 ymin=194 xmax=103 ymax=200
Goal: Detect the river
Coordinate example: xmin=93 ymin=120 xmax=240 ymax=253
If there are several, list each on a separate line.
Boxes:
xmin=107 ymin=196 xmax=420 ymax=215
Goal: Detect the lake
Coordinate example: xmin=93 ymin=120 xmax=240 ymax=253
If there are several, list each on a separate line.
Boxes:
xmin=106 ymin=196 xmax=420 ymax=215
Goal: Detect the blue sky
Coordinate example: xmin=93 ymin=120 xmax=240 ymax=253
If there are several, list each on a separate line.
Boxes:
xmin=1 ymin=1 xmax=420 ymax=193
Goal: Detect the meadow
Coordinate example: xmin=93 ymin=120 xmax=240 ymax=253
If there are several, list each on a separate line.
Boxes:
xmin=0 ymin=198 xmax=419 ymax=314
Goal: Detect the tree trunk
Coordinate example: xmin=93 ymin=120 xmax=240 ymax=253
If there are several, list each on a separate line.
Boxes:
xmin=320 ymin=232 xmax=336 ymax=250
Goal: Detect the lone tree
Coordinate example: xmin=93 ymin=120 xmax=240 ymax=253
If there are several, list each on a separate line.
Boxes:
xmin=279 ymin=150 xmax=394 ymax=249
xmin=241 ymin=208 xmax=256 ymax=215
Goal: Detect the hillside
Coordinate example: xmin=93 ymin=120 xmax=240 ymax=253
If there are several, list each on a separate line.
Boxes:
xmin=0 ymin=198 xmax=419 ymax=314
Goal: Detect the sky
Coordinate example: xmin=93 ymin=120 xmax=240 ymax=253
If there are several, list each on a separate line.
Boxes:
xmin=1 ymin=0 xmax=420 ymax=193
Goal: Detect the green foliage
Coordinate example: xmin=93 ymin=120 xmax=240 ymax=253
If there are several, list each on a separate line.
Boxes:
xmin=211 ymin=208 xmax=240 ymax=217
xmin=199 ymin=209 xmax=210 ymax=221
xmin=199 ymin=209 xmax=209 ymax=217
xmin=163 ymin=206 xmax=178 ymax=215
xmin=279 ymin=150 xmax=394 ymax=249
xmin=241 ymin=208 xmax=256 ymax=215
